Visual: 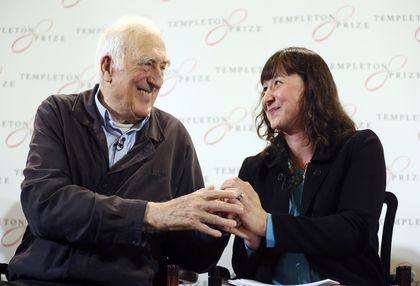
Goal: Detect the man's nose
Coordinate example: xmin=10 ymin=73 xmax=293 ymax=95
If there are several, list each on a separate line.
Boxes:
xmin=148 ymin=66 xmax=164 ymax=89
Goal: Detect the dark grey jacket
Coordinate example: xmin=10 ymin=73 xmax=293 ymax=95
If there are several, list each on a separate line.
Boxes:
xmin=232 ymin=130 xmax=386 ymax=286
xmin=8 ymin=85 xmax=228 ymax=286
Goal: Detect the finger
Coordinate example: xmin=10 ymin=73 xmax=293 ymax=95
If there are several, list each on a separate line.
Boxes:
xmin=206 ymin=185 xmax=215 ymax=191
xmin=206 ymin=199 xmax=244 ymax=215
xmin=220 ymin=182 xmax=231 ymax=190
xmin=202 ymin=211 xmax=238 ymax=228
xmin=194 ymin=222 xmax=223 ymax=238
xmin=220 ymin=179 xmax=240 ymax=190
xmin=228 ymin=227 xmax=251 ymax=240
xmin=203 ymin=189 xmax=240 ymax=201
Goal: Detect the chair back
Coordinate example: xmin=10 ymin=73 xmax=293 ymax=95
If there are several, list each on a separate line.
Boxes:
xmin=0 ymin=262 xmax=8 ymax=281
xmin=381 ymin=191 xmax=398 ymax=285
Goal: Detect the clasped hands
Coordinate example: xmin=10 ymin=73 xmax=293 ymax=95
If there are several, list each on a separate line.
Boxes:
xmin=144 ymin=177 xmax=266 ymax=251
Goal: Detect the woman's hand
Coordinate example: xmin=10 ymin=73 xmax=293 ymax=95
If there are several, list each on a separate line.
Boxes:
xmin=221 ymin=177 xmax=268 ymax=250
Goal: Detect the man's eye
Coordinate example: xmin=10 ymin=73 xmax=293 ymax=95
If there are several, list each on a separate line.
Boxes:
xmin=274 ymin=80 xmax=282 ymax=85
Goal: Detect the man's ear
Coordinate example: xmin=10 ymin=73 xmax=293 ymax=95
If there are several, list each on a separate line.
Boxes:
xmin=100 ymin=56 xmax=112 ymax=83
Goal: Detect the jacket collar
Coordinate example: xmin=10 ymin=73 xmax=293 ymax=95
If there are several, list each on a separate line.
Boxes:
xmin=72 ymin=84 xmax=164 ymax=144
xmin=263 ymin=136 xmax=342 ymax=169
xmin=71 ymin=85 xmax=165 ymax=171
xmin=262 ymin=135 xmax=350 ymax=215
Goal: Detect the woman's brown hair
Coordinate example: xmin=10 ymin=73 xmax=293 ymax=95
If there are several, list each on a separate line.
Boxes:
xmin=256 ymin=47 xmax=355 ymax=155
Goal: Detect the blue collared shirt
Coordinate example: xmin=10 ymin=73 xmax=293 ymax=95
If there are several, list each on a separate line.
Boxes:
xmin=94 ymin=91 xmax=149 ymax=167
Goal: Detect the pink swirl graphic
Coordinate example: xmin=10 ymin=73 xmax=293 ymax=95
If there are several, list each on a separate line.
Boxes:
xmin=415 ymin=27 xmax=420 ymax=42
xmin=364 ymin=55 xmax=407 ymax=91
xmin=204 ymin=107 xmax=248 ymax=145
xmin=57 ymin=65 xmax=96 ymax=94
xmin=5 ymin=117 xmax=35 ymax=148
xmin=205 ymin=8 xmax=248 ymax=46
xmin=312 ymin=5 xmax=355 ymax=42
xmin=61 ymin=0 xmax=81 ymax=8
xmin=1 ymin=225 xmax=26 ymax=247
xmin=11 ymin=18 xmax=53 ymax=53
xmin=159 ymin=58 xmax=197 ymax=97
xmin=386 ymin=155 xmax=411 ymax=186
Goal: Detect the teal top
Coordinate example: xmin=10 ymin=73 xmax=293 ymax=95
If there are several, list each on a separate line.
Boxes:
xmin=271 ymin=165 xmax=322 ymax=285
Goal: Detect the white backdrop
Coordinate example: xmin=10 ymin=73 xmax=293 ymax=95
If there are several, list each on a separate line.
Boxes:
xmin=1 ymin=0 xmax=420 ymax=282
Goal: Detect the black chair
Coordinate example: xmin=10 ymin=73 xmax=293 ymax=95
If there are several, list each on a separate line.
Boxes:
xmin=0 ymin=262 xmax=8 ymax=281
xmin=380 ymin=191 xmax=398 ymax=285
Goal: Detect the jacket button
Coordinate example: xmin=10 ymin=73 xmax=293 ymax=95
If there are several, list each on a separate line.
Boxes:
xmin=313 ymin=169 xmax=322 ymax=176
xmin=131 ymin=239 xmax=140 ymax=245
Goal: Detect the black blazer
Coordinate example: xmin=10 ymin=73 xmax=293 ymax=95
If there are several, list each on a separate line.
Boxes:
xmin=232 ymin=129 xmax=386 ymax=286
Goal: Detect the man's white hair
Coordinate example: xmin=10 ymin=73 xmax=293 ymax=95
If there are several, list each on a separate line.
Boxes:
xmin=96 ymin=16 xmax=162 ymax=73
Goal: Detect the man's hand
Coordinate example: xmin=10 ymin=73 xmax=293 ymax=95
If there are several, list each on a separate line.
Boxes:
xmin=143 ymin=186 xmax=244 ymax=237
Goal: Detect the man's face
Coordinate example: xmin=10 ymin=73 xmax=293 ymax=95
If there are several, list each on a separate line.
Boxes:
xmin=101 ymin=33 xmax=169 ymax=123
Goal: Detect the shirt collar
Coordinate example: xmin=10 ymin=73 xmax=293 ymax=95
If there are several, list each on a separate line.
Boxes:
xmin=94 ymin=89 xmax=150 ymax=135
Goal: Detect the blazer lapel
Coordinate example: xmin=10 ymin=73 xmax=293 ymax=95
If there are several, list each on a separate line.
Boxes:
xmin=265 ymin=153 xmax=291 ymax=214
xmin=300 ymin=162 xmax=329 ymax=215
xmin=300 ymin=143 xmax=340 ymax=215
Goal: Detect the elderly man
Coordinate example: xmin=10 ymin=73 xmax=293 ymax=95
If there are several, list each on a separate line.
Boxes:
xmin=6 ymin=16 xmax=242 ymax=286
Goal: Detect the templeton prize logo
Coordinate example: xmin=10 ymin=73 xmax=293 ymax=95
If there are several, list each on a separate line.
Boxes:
xmin=0 ymin=65 xmax=15 ymax=88
xmin=61 ymin=0 xmax=81 ymax=8
xmin=204 ymin=107 xmax=248 ymax=145
xmin=205 ymin=8 xmax=248 ymax=45
xmin=1 ymin=218 xmax=27 ymax=248
xmin=57 ymin=65 xmax=96 ymax=94
xmin=386 ymin=155 xmax=418 ymax=185
xmin=11 ymin=19 xmax=54 ymax=53
xmin=312 ymin=5 xmax=355 ymax=42
xmin=160 ymin=58 xmax=197 ymax=97
xmin=364 ymin=55 xmax=407 ymax=91
xmin=342 ymin=103 xmax=371 ymax=129
xmin=4 ymin=116 xmax=34 ymax=148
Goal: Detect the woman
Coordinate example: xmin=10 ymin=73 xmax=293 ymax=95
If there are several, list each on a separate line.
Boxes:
xmin=222 ymin=47 xmax=386 ymax=285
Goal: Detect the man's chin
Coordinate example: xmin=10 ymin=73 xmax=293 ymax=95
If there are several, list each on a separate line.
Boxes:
xmin=134 ymin=108 xmax=152 ymax=119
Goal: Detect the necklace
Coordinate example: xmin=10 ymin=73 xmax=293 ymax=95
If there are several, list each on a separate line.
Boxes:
xmin=287 ymin=158 xmax=308 ymax=186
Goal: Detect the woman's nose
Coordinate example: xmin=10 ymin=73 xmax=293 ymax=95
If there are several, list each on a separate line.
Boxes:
xmin=262 ymin=88 xmax=274 ymax=106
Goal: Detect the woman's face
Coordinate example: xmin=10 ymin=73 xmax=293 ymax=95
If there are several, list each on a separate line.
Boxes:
xmin=261 ymin=73 xmax=305 ymax=134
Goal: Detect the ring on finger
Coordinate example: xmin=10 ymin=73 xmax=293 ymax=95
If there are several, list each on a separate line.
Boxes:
xmin=236 ymin=192 xmax=244 ymax=200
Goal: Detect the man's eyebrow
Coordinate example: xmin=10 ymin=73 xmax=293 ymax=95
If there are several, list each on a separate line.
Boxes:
xmin=138 ymin=56 xmax=170 ymax=67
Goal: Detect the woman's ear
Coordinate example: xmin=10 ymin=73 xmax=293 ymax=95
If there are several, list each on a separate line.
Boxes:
xmin=100 ymin=56 xmax=112 ymax=83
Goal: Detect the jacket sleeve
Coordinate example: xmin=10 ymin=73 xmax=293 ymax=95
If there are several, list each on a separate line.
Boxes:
xmin=271 ymin=130 xmax=386 ymax=257
xmin=21 ymin=96 xmax=145 ymax=246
